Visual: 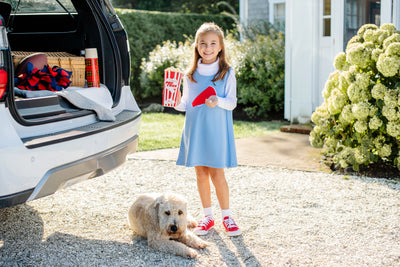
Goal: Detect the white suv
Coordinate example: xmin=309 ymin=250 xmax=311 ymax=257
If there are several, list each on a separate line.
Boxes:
xmin=0 ymin=0 xmax=141 ymax=208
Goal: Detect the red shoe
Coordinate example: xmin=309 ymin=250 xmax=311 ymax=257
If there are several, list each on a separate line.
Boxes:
xmin=193 ymin=216 xmax=214 ymax=236
xmin=223 ymin=216 xmax=242 ymax=236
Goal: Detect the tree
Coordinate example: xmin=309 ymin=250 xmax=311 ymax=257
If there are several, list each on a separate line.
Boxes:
xmin=111 ymin=0 xmax=239 ymax=15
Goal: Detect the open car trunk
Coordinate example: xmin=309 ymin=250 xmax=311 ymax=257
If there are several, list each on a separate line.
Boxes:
xmin=0 ymin=0 xmax=141 ymax=208
xmin=2 ymin=0 xmax=131 ymax=125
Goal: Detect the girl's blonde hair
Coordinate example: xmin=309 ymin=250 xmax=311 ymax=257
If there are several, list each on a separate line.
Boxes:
xmin=187 ymin=22 xmax=230 ymax=83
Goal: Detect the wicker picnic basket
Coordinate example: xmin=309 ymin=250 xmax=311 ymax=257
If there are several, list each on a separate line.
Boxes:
xmin=12 ymin=51 xmax=86 ymax=87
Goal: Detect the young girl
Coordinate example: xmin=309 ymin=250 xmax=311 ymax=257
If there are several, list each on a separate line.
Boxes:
xmin=174 ymin=22 xmax=241 ymax=237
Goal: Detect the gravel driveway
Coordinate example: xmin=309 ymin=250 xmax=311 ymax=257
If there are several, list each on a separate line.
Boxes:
xmin=1 ymin=158 xmax=400 ymax=266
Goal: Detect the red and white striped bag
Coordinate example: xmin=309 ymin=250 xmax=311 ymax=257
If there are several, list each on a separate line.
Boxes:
xmin=163 ymin=68 xmax=183 ymax=107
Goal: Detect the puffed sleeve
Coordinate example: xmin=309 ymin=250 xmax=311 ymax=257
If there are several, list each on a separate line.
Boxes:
xmin=216 ymin=69 xmax=237 ymax=111
xmin=174 ymin=75 xmax=189 ymax=112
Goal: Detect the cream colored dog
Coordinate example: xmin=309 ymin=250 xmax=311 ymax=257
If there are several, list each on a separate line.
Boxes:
xmin=128 ymin=193 xmax=207 ymax=258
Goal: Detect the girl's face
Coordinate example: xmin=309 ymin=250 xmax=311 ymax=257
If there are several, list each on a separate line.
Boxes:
xmin=197 ymin=32 xmax=222 ymax=64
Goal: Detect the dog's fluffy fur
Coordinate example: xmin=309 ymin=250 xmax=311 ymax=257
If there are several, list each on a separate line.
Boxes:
xmin=128 ymin=193 xmax=207 ymax=258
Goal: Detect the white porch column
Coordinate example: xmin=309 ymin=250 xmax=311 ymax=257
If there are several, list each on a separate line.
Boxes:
xmin=393 ymin=0 xmax=400 ymax=28
xmin=381 ymin=0 xmax=400 ymax=28
xmin=284 ymin=0 xmax=316 ymax=123
xmin=380 ymin=0 xmax=392 ymax=24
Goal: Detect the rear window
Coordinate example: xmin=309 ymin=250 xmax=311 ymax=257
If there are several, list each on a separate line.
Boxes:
xmin=4 ymin=0 xmax=76 ymax=14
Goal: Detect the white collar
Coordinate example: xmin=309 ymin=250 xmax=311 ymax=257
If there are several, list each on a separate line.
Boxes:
xmin=197 ymin=58 xmax=219 ymax=76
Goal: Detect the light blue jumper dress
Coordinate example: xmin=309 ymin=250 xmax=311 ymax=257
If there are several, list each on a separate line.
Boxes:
xmin=176 ymin=69 xmax=237 ymax=168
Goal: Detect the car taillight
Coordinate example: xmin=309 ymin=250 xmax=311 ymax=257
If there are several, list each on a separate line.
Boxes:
xmin=0 ymin=69 xmax=6 ymax=99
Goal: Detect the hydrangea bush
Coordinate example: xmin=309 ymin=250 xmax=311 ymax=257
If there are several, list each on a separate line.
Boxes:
xmin=310 ymin=23 xmax=400 ymax=171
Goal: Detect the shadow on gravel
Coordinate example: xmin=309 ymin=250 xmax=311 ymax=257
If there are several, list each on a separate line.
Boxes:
xmin=0 ymin=205 xmax=199 ymax=265
xmin=0 ymin=204 xmax=44 ymax=265
xmin=209 ymin=230 xmax=263 ymax=266
xmin=1 ymin=204 xmax=263 ymax=266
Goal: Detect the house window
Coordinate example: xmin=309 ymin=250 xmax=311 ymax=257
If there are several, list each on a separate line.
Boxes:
xmin=344 ymin=0 xmax=381 ymax=49
xmin=323 ymin=0 xmax=331 ymax=36
xmin=269 ymin=0 xmax=285 ymax=31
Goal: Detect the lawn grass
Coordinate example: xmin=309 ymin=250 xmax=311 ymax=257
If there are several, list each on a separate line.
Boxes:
xmin=137 ymin=113 xmax=287 ymax=151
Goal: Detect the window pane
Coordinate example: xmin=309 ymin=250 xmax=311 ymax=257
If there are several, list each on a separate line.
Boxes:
xmin=323 ymin=18 xmax=331 ymax=36
xmin=323 ymin=0 xmax=331 ymax=16
xmin=275 ymin=3 xmax=285 ymax=17
xmin=273 ymin=3 xmax=285 ymax=32
xmin=9 ymin=0 xmax=76 ymax=13
xmin=343 ymin=0 xmax=381 ymax=49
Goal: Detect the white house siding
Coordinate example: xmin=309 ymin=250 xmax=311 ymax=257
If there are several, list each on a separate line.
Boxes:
xmin=248 ymin=0 xmax=269 ymax=22
xmin=240 ymin=0 xmax=269 ymax=26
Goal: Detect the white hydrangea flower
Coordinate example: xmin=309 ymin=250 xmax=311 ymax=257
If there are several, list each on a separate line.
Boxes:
xmin=384 ymin=89 xmax=399 ymax=108
xmin=340 ymin=104 xmax=354 ymax=124
xmin=363 ymin=29 xmax=376 ymax=43
xmin=369 ymin=115 xmax=383 ymax=130
xmin=371 ymin=83 xmax=387 ymax=100
xmin=334 ymin=52 xmax=350 ymax=71
xmin=352 ymin=102 xmax=370 ymax=120
xmin=346 ymin=35 xmax=362 ymax=52
xmin=365 ymin=28 xmax=390 ymax=46
xmin=354 ymin=146 xmax=370 ymax=164
xmin=322 ymin=137 xmax=338 ymax=154
xmin=309 ymin=130 xmax=324 ymax=148
xmin=357 ymin=24 xmax=378 ymax=38
xmin=338 ymin=73 xmax=349 ymax=93
xmin=382 ymin=106 xmax=398 ymax=121
xmin=373 ymin=135 xmax=386 ymax=148
xmin=378 ymin=144 xmax=392 ymax=158
xmin=311 ymin=103 xmax=330 ymax=124
xmin=383 ymin=33 xmax=400 ymax=49
xmin=387 ymin=120 xmax=400 ymax=137
xmin=380 ymin=23 xmax=397 ymax=35
xmin=354 ymin=120 xmax=368 ymax=134
xmin=328 ymin=89 xmax=348 ymax=115
xmin=386 ymin=42 xmax=400 ymax=56
xmin=376 ymin=53 xmax=400 ymax=77
xmin=346 ymin=43 xmax=372 ymax=69
xmin=347 ymin=84 xmax=371 ymax=103
xmin=372 ymin=48 xmax=384 ymax=61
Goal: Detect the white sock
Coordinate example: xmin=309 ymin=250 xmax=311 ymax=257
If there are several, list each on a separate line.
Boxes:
xmin=221 ymin=208 xmax=231 ymax=219
xmin=203 ymin=207 xmax=213 ymax=218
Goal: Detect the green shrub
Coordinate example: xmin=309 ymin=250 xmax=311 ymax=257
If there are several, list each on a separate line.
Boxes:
xmin=116 ymin=9 xmax=236 ymax=101
xmin=236 ymin=31 xmax=285 ymax=119
xmin=310 ymin=23 xmax=400 ymax=171
xmin=140 ymin=29 xmax=285 ymax=120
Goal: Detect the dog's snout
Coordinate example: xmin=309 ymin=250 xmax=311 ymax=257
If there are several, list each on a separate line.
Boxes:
xmin=170 ymin=225 xmax=178 ymax=233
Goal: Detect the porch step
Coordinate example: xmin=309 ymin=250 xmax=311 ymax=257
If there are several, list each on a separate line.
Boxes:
xmin=280 ymin=124 xmax=312 ymax=135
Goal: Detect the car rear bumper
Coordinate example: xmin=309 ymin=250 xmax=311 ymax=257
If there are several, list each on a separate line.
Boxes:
xmin=0 ymin=133 xmax=139 ymax=209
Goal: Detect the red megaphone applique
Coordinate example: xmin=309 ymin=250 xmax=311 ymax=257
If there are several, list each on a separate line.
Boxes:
xmin=192 ymin=86 xmax=217 ymax=107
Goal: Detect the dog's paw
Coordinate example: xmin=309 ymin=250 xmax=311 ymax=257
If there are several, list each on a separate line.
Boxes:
xmin=187 ymin=216 xmax=197 ymax=228
xmin=193 ymin=239 xmax=207 ymax=249
xmin=186 ymin=248 xmax=198 ymax=258
xmin=198 ymin=240 xmax=208 ymax=249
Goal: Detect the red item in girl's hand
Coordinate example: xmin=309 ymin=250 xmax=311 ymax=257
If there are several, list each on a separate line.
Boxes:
xmin=163 ymin=68 xmax=183 ymax=107
xmin=192 ymin=86 xmax=217 ymax=107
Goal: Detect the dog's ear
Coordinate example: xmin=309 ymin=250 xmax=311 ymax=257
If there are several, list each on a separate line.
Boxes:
xmin=154 ymin=195 xmax=165 ymax=211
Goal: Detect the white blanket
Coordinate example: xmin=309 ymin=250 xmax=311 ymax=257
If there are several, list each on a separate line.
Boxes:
xmin=56 ymin=85 xmax=116 ymax=121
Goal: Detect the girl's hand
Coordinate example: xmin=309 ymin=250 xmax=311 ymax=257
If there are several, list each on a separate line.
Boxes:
xmin=206 ymin=95 xmax=218 ymax=108
xmin=175 ymin=90 xmax=182 ymax=107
